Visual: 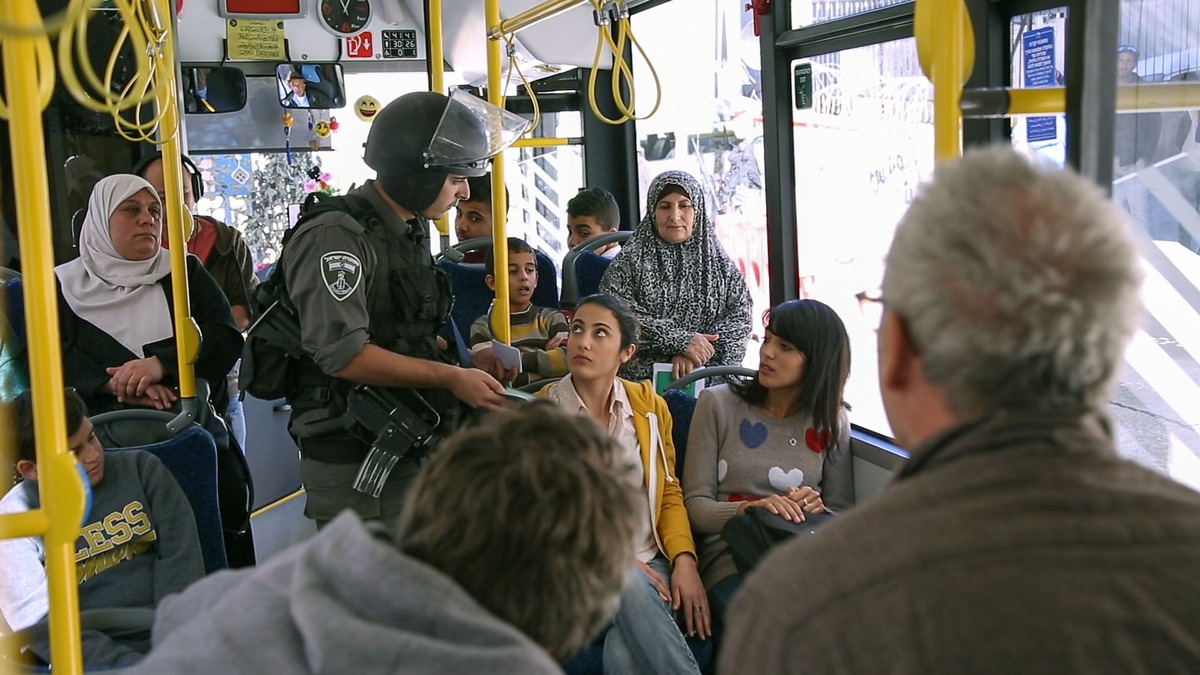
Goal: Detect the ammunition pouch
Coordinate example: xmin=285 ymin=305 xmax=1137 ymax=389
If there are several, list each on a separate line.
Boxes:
xmin=291 ymin=385 xmax=442 ymax=497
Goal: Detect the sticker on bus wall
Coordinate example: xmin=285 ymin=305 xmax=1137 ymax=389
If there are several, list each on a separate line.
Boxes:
xmin=346 ymin=32 xmax=374 ymax=58
xmin=794 ymin=63 xmax=813 ymax=111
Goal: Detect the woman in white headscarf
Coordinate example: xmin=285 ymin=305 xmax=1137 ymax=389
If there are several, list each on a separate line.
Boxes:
xmin=54 ymin=174 xmax=242 ymax=413
xmin=600 ymin=171 xmax=752 ymax=381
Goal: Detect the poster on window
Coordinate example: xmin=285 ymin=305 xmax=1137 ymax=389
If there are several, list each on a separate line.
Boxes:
xmin=1023 ymin=27 xmax=1057 ymax=143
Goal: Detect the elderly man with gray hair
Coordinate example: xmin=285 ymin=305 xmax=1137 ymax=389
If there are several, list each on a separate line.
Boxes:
xmin=720 ymin=147 xmax=1200 ymax=674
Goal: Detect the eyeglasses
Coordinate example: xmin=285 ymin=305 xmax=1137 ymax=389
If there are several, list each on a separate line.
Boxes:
xmin=855 ymin=289 xmax=884 ymax=331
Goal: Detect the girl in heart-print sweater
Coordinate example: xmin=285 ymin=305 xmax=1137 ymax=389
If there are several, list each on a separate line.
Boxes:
xmin=682 ymin=299 xmax=855 ymax=631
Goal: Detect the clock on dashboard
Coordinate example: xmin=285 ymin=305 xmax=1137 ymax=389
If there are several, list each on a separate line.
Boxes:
xmin=319 ymin=0 xmax=372 ymax=37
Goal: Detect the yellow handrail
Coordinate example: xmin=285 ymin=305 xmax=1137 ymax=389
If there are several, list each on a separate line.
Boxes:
xmin=427 ymin=0 xmax=452 ymax=244
xmin=0 ymin=1 xmax=87 ymax=672
xmin=0 ymin=1 xmax=197 ymax=670
xmin=427 ymin=0 xmax=444 ymax=93
xmin=931 ymin=1 xmax=964 ymax=161
xmin=487 ymin=0 xmax=587 ymax=41
xmin=485 ymin=0 xmax=511 ymax=344
xmin=914 ymin=0 xmax=974 ymax=89
xmin=0 ymin=510 xmax=51 ymax=540
xmin=512 ymin=137 xmax=579 ymax=147
xmin=963 ymin=82 xmax=1200 ymax=117
xmin=150 ymin=0 xmax=200 ymax=407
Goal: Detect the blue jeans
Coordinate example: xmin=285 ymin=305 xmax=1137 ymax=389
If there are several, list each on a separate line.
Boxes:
xmin=224 ymin=367 xmax=246 ymax=451
xmin=708 ymin=573 xmax=742 ymax=642
xmin=603 ymin=556 xmax=700 ymax=675
xmin=225 ymin=394 xmax=246 ymax=452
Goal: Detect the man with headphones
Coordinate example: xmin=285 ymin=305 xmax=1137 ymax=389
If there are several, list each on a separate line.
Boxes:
xmin=135 ymin=153 xmax=258 ymax=450
xmin=135 ymin=154 xmax=257 ymax=331
xmin=271 ymin=90 xmax=527 ymax=527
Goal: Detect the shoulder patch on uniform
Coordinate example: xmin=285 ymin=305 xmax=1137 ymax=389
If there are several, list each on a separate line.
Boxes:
xmin=321 ymin=251 xmax=363 ymax=302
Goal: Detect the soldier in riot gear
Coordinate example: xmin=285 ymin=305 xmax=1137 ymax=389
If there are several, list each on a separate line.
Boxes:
xmin=268 ymin=90 xmax=529 ymax=526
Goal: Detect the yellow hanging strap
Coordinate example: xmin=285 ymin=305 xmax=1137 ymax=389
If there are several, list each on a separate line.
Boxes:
xmin=586 ymin=0 xmax=661 ymax=125
xmin=503 ymin=34 xmax=542 ymax=135
xmin=56 ymin=0 xmax=174 ymax=142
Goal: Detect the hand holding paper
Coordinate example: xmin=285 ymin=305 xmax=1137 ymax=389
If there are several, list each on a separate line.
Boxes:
xmin=491 ymin=340 xmax=522 ymax=374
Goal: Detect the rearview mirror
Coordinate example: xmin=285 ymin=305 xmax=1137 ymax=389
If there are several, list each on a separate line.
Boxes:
xmin=275 ymin=63 xmax=346 ymax=110
xmin=181 ymin=66 xmax=248 ymax=114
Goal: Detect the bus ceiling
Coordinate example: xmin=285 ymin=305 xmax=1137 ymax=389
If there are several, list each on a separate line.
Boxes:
xmin=177 ymin=0 xmax=666 ymax=86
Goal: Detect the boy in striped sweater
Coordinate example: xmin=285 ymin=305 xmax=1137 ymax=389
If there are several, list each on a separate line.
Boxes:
xmin=470 ymin=238 xmax=568 ymax=387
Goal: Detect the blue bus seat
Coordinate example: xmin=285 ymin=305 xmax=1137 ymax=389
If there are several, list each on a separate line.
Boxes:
xmin=533 ymin=250 xmax=560 ymax=309
xmin=575 ymin=253 xmax=611 ymax=301
xmin=560 ymin=231 xmax=631 ymax=313
xmin=663 ymin=389 xmax=698 ymax=479
xmin=663 ymin=366 xmax=755 ymax=477
xmin=437 ymin=242 xmax=560 ymax=345
xmin=437 ymin=258 xmax=490 ymax=344
xmin=90 ymin=402 xmax=255 ymax=569
xmin=108 ymin=425 xmax=228 ymax=573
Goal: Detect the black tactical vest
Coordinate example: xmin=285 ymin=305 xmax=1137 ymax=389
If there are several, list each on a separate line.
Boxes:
xmin=361 ymin=207 xmax=452 ymax=358
xmin=285 ymin=194 xmax=454 ymax=421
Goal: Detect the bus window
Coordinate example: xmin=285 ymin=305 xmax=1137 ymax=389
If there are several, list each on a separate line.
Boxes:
xmin=181 ymin=66 xmax=248 ymax=114
xmin=789 ymin=38 xmax=934 ymax=437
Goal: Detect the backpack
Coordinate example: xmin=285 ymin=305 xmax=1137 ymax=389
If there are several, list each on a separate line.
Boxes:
xmin=721 ymin=509 xmax=836 ymax=576
xmin=239 ymin=193 xmax=379 ymax=400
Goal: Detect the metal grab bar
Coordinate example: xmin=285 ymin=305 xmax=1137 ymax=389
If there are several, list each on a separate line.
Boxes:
xmin=961 ymin=82 xmax=1200 ymax=118
xmin=486 ymin=0 xmax=589 ymax=41
xmin=0 ymin=0 xmax=86 ymax=670
xmin=665 ymin=366 xmax=757 ymax=392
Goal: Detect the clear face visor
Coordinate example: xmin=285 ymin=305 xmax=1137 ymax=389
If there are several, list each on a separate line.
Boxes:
xmin=424 ymin=89 xmax=532 ymax=177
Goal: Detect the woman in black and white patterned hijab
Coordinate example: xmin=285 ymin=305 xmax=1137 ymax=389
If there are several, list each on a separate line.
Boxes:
xmin=600 ymin=170 xmax=752 ymax=381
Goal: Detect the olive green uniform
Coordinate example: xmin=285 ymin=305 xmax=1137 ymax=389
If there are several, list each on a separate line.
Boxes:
xmin=281 ymin=181 xmax=442 ymax=524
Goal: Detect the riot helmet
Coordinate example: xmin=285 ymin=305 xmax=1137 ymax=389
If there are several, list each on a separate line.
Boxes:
xmin=365 ymin=89 xmax=530 ymax=215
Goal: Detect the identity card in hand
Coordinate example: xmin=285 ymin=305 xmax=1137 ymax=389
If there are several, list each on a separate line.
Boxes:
xmin=491 ymin=340 xmax=523 ymax=374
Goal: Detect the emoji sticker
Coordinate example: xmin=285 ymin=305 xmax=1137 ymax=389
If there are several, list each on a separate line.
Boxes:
xmin=355 ymin=95 xmax=381 ymax=122
xmin=314 ymin=120 xmax=331 ymax=138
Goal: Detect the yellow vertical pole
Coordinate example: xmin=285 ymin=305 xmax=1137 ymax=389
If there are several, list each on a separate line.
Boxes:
xmin=428 ymin=0 xmax=445 ymax=94
xmin=152 ymin=0 xmax=200 ymax=401
xmin=485 ymin=0 xmax=511 ymax=343
xmin=932 ymin=1 xmax=965 ymax=162
xmin=1 ymin=0 xmax=86 ymax=671
xmin=427 ymin=0 xmax=451 ymax=245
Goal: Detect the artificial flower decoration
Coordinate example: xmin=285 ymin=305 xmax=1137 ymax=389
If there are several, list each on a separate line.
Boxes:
xmin=304 ymin=165 xmax=335 ymax=195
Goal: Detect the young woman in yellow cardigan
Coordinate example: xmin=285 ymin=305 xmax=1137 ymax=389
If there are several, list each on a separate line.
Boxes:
xmin=542 ymin=293 xmax=708 ymax=675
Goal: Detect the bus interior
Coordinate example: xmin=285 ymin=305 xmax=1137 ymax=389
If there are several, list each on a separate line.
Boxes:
xmin=0 ymin=0 xmax=1197 ymax=671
